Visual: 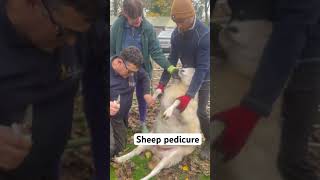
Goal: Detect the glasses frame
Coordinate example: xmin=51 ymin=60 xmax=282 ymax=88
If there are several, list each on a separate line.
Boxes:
xmin=121 ymin=59 xmax=138 ymax=75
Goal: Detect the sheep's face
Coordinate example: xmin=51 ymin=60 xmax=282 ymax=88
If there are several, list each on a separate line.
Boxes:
xmin=179 ymin=68 xmax=195 ymax=86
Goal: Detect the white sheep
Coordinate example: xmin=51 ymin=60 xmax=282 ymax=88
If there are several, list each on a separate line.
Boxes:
xmin=114 ymin=68 xmax=201 ymax=180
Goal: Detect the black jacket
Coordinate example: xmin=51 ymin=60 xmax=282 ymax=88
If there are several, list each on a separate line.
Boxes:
xmin=0 ymin=1 xmax=107 ymax=179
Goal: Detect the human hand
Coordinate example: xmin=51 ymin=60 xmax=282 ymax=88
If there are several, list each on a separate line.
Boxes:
xmin=110 ymin=101 xmax=120 ymax=116
xmin=0 ymin=125 xmax=32 ymax=171
xmin=212 ymin=105 xmax=260 ymax=161
xmin=167 ymin=65 xmax=180 ymax=79
xmin=144 ymin=94 xmax=156 ymax=107
xmin=155 ymin=83 xmax=165 ymax=94
xmin=176 ymin=95 xmax=192 ymax=112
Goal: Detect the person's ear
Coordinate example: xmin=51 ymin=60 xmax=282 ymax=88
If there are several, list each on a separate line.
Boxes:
xmin=116 ymin=59 xmax=122 ymax=66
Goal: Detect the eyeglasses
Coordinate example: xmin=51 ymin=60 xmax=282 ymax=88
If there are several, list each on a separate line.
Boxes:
xmin=41 ymin=0 xmax=80 ymax=37
xmin=121 ymin=59 xmax=138 ymax=75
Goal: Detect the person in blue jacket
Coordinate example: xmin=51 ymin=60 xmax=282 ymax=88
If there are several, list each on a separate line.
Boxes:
xmin=156 ymin=0 xmax=210 ymax=160
xmin=212 ymin=0 xmax=320 ymax=179
xmin=0 ymin=0 xmax=107 ymax=179
xmin=109 ymin=46 xmax=155 ymax=158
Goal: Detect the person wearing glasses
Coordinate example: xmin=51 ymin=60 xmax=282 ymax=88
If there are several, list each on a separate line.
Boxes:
xmin=110 ymin=46 xmax=155 ymax=158
xmin=0 ymin=0 xmax=107 ymax=179
xmin=110 ymin=0 xmax=178 ymax=133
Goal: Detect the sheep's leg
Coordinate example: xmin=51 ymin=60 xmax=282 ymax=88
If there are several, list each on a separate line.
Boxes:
xmin=163 ymin=100 xmax=180 ymax=119
xmin=114 ymin=145 xmax=150 ymax=163
xmin=140 ymin=149 xmax=183 ymax=180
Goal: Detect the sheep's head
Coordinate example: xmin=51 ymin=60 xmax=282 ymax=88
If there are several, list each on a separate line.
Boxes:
xmin=179 ymin=68 xmax=195 ymax=86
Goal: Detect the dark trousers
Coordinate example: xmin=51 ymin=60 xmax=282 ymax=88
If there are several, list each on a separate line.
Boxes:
xmin=110 ymin=116 xmax=128 ymax=158
xmin=0 ymin=162 xmax=60 ymax=180
xmin=278 ymin=62 xmax=320 ymax=180
xmin=198 ymin=81 xmax=210 ymax=141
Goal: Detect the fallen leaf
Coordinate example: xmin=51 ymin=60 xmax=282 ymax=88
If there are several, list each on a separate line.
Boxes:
xmin=145 ymin=151 xmax=152 ymax=159
xmin=182 ymin=165 xmax=189 ymax=172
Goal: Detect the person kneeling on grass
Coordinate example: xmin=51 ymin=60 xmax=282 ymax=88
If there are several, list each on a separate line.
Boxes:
xmin=110 ymin=46 xmax=155 ymax=158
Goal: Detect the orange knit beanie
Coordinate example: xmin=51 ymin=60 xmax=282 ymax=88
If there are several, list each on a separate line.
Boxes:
xmin=171 ymin=0 xmax=195 ymax=21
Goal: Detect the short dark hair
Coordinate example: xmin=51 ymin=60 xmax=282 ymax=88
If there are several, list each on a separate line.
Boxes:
xmin=44 ymin=0 xmax=101 ymax=23
xmin=122 ymin=0 xmax=144 ymax=19
xmin=120 ymin=46 xmax=143 ymax=67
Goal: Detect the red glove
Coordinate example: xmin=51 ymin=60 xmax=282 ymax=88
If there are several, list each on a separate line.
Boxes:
xmin=177 ymin=95 xmax=192 ymax=112
xmin=213 ymin=105 xmax=260 ymax=160
xmin=156 ymin=83 xmax=165 ymax=93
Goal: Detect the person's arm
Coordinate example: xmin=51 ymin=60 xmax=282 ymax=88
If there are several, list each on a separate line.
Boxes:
xmin=212 ymin=0 xmax=320 ymax=160
xmin=137 ymin=68 xmax=151 ymax=96
xmin=186 ymin=32 xmax=210 ymax=98
xmin=175 ymin=31 xmax=210 ymax=112
xmin=148 ymin=27 xmax=171 ymax=70
xmin=241 ymin=0 xmax=320 ymax=116
xmin=110 ymin=20 xmax=117 ymax=57
xmin=159 ymin=31 xmax=179 ymax=86
xmin=137 ymin=68 xmax=156 ymax=107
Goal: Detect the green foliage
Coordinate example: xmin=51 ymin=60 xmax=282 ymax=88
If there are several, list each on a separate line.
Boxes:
xmin=200 ymin=174 xmax=211 ymax=180
xmin=109 ymin=143 xmax=156 ymax=180
xmin=110 ymin=0 xmax=122 ymax=16
xmin=146 ymin=0 xmax=172 ymax=17
xmin=131 ymin=154 xmax=156 ymax=180
xmin=110 ymin=166 xmax=117 ymax=180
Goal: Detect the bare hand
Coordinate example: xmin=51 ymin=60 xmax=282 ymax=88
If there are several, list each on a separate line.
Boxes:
xmin=110 ymin=101 xmax=120 ymax=116
xmin=144 ymin=94 xmax=156 ymax=107
xmin=0 ymin=125 xmax=32 ymax=171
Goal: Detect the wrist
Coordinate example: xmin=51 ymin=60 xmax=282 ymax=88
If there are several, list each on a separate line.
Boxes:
xmin=215 ymin=105 xmax=260 ymax=124
xmin=177 ymin=95 xmax=192 ymax=112
xmin=182 ymin=95 xmax=192 ymax=101
xmin=157 ymin=83 xmax=165 ymax=91
xmin=238 ymin=105 xmax=260 ymax=120
xmin=240 ymin=97 xmax=269 ymax=117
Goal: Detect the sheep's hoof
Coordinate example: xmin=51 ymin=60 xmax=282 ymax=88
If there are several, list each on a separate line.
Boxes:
xmin=163 ymin=108 xmax=173 ymax=119
xmin=114 ymin=156 xmax=125 ymax=163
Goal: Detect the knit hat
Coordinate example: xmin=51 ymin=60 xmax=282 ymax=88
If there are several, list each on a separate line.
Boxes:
xmin=171 ymin=0 xmax=195 ymax=21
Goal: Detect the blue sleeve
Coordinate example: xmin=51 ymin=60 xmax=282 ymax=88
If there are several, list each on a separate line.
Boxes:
xmin=159 ymin=31 xmax=179 ymax=86
xmin=241 ymin=0 xmax=320 ymax=116
xmin=82 ymin=18 xmax=109 ymax=180
xmin=186 ymin=32 xmax=210 ymax=98
xmin=137 ymin=68 xmax=151 ymax=95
